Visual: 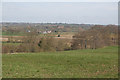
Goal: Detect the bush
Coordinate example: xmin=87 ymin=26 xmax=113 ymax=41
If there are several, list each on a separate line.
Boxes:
xmin=2 ymin=44 xmax=17 ymax=53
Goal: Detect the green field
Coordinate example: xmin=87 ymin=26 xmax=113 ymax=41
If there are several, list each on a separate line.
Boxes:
xmin=2 ymin=32 xmax=25 ymax=36
xmin=2 ymin=46 xmax=118 ymax=78
xmin=2 ymin=42 xmax=21 ymax=45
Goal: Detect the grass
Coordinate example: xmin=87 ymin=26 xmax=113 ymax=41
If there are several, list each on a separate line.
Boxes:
xmin=2 ymin=46 xmax=118 ymax=78
xmin=2 ymin=32 xmax=25 ymax=36
xmin=2 ymin=42 xmax=21 ymax=46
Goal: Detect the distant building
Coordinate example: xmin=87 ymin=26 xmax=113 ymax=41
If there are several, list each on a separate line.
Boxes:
xmin=43 ymin=31 xmax=47 ymax=34
xmin=42 ymin=31 xmax=52 ymax=34
xmin=47 ymin=31 xmax=51 ymax=33
xmin=27 ymin=30 xmax=31 ymax=32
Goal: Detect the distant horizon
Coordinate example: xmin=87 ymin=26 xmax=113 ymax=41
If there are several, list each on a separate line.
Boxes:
xmin=1 ymin=21 xmax=118 ymax=25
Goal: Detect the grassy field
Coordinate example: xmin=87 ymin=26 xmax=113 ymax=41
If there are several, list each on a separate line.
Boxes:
xmin=2 ymin=46 xmax=118 ymax=78
xmin=2 ymin=42 xmax=21 ymax=45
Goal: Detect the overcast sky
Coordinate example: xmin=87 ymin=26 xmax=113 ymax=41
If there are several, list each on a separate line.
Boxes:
xmin=2 ymin=2 xmax=118 ymax=25
xmin=1 ymin=0 xmax=119 ymax=2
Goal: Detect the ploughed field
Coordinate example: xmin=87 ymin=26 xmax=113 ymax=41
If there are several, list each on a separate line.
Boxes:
xmin=2 ymin=46 xmax=118 ymax=78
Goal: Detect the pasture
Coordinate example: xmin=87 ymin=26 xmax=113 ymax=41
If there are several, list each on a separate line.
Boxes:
xmin=2 ymin=46 xmax=118 ymax=78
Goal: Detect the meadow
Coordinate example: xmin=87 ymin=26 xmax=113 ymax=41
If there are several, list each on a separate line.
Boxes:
xmin=2 ymin=46 xmax=118 ymax=78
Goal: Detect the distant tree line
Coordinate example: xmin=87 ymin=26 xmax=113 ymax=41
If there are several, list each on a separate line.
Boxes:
xmin=2 ymin=25 xmax=118 ymax=53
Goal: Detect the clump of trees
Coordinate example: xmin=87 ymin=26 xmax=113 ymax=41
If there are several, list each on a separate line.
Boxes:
xmin=71 ymin=25 xmax=118 ymax=50
xmin=2 ymin=32 xmax=69 ymax=53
